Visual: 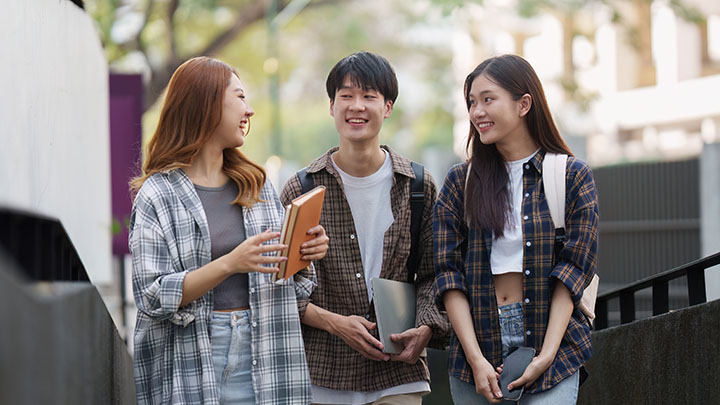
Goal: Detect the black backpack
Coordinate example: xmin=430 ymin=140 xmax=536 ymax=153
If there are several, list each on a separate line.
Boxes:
xmin=296 ymin=161 xmax=425 ymax=283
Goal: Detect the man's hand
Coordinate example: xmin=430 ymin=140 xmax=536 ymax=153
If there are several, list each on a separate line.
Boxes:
xmin=300 ymin=225 xmax=329 ymax=261
xmin=389 ymin=325 xmax=432 ymax=364
xmin=330 ymin=314 xmax=390 ymax=361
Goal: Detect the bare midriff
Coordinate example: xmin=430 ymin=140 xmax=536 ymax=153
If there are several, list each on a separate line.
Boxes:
xmin=214 ymin=306 xmax=250 ymax=312
xmin=493 ymin=272 xmax=524 ymax=306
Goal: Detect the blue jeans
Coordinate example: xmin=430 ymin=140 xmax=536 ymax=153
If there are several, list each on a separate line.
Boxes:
xmin=211 ymin=310 xmax=255 ymax=404
xmin=449 ymin=302 xmax=579 ymax=404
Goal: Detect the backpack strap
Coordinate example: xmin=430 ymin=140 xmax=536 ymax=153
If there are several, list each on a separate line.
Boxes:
xmin=542 ymin=153 xmax=568 ymax=247
xmin=297 ymin=168 xmax=314 ymax=194
xmin=407 ymin=161 xmax=425 ymax=283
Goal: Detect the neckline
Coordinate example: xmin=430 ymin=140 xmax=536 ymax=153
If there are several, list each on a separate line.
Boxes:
xmin=194 ymin=181 xmax=233 ymax=192
xmin=506 ymin=148 xmax=540 ymax=165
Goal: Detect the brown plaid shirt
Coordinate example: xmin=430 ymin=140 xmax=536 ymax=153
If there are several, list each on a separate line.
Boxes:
xmin=280 ymin=145 xmax=450 ymax=392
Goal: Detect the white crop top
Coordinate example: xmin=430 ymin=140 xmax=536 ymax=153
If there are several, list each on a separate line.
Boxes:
xmin=490 ymin=151 xmax=538 ymax=275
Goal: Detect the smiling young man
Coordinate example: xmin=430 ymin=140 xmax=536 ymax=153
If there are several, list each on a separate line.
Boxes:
xmin=280 ymin=52 xmax=450 ymax=404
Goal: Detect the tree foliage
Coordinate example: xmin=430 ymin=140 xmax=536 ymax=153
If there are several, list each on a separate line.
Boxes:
xmin=86 ymin=0 xmax=347 ymax=110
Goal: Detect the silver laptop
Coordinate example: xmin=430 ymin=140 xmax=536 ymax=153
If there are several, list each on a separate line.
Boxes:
xmin=371 ymin=278 xmax=416 ymax=354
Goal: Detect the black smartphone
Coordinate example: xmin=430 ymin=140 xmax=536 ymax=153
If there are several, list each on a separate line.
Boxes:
xmin=499 ymin=346 xmax=536 ymax=401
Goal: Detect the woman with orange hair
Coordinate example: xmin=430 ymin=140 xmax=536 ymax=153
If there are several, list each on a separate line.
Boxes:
xmin=129 ymin=56 xmax=327 ymax=404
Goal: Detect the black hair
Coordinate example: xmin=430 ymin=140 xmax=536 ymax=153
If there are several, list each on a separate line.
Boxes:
xmin=464 ymin=54 xmax=572 ymax=236
xmin=325 ymin=51 xmax=398 ymax=103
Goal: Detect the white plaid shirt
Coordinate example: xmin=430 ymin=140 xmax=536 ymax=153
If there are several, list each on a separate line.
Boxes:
xmin=130 ymin=169 xmax=314 ymax=405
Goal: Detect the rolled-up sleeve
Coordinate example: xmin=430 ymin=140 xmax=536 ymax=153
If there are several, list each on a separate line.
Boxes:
xmin=130 ymin=194 xmax=196 ymax=327
xmin=550 ymin=163 xmax=599 ymax=303
xmin=433 ymin=166 xmax=470 ymax=309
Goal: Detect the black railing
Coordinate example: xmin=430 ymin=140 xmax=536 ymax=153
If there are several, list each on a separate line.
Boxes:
xmin=0 ymin=206 xmax=136 ymax=403
xmin=0 ymin=207 xmax=89 ymax=281
xmin=595 ymin=252 xmax=720 ymax=330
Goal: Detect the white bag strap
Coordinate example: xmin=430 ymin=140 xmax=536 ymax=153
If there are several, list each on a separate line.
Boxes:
xmin=542 ymin=153 xmax=567 ymax=230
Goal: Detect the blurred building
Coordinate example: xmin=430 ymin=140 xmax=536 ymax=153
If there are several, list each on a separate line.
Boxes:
xmin=450 ymin=0 xmax=720 ymax=165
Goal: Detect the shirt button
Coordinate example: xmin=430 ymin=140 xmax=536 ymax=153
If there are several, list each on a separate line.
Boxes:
xmin=525 ymin=269 xmax=531 ymax=276
xmin=525 ymin=298 xmax=530 ymax=304
xmin=252 ymin=322 xmax=257 ymax=328
xmin=526 ymin=241 xmax=532 ymax=247
xmin=524 ymin=164 xmax=530 ymax=170
xmin=526 ymin=330 xmax=532 ymax=336
xmin=523 ymin=215 xmax=529 ymax=220
xmin=365 ymin=313 xmax=370 ymax=319
xmin=356 ymin=273 xmax=362 ymax=279
xmin=252 ymin=360 xmax=257 ymax=366
xmin=250 ymin=288 xmax=255 ymax=294
xmin=350 ymin=234 xmax=356 ymax=240
xmin=524 ymin=192 xmax=530 ymax=198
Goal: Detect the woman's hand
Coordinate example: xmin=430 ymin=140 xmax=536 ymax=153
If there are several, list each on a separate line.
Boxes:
xmin=222 ymin=229 xmax=287 ymax=274
xmin=506 ymin=281 xmax=573 ymax=391
xmin=180 ymin=230 xmax=285 ymax=305
xmin=468 ymin=357 xmax=503 ymax=403
xmin=300 ymin=225 xmax=329 ymax=261
xmin=507 ymin=354 xmax=553 ymax=391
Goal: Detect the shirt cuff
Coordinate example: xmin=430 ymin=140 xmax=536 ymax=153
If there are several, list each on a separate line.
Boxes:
xmin=550 ymin=260 xmax=588 ymax=304
xmin=434 ymin=271 xmax=468 ymax=311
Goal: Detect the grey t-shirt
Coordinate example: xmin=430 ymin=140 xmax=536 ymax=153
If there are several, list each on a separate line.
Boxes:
xmin=195 ymin=181 xmax=249 ymax=310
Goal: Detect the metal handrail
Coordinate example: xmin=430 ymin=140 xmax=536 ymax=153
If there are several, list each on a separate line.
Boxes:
xmin=594 ymin=251 xmax=720 ymax=330
xmin=0 ymin=207 xmax=89 ymax=282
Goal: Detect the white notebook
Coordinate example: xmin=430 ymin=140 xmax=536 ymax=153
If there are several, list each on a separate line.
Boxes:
xmin=371 ymin=278 xmax=416 ymax=354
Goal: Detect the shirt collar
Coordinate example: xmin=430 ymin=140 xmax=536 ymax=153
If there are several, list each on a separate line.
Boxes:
xmin=307 ymin=145 xmax=416 ymax=179
xmin=526 ymin=149 xmax=545 ymax=174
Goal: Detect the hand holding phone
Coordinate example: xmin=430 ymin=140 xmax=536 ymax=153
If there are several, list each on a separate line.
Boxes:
xmin=499 ymin=347 xmax=536 ymax=401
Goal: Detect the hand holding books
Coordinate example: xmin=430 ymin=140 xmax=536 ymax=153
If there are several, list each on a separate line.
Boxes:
xmin=219 ymin=229 xmax=288 ymax=275
xmin=298 ymin=224 xmax=329 ymax=262
xmin=272 ymin=186 xmax=327 ymax=282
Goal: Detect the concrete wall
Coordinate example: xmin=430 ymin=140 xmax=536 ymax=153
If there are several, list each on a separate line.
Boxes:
xmin=701 ymin=142 xmax=720 ymax=301
xmin=578 ymin=299 xmax=720 ymax=404
xmin=0 ymin=0 xmax=112 ymax=283
xmin=0 ymin=253 xmax=135 ymax=404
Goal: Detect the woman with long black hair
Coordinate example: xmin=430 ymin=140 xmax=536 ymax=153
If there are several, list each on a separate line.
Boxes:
xmin=434 ymin=54 xmax=598 ymax=404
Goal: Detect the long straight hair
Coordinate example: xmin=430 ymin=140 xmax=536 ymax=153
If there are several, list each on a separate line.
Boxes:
xmin=130 ymin=57 xmax=266 ymax=207
xmin=464 ymin=54 xmax=572 ymax=236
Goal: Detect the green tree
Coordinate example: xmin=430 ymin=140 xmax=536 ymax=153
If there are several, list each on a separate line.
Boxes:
xmin=89 ymin=0 xmax=460 ymax=165
xmin=86 ymin=0 xmax=347 ymax=111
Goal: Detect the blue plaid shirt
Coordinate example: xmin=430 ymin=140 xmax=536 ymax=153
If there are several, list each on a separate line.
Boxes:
xmin=433 ymin=151 xmax=598 ymax=393
xmin=130 ymin=169 xmax=314 ymax=404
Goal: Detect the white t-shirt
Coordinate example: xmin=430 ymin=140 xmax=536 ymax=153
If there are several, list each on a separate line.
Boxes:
xmin=315 ymin=150 xmax=430 ymax=404
xmin=331 ymin=150 xmax=394 ymax=302
xmin=490 ymin=151 xmax=538 ymax=275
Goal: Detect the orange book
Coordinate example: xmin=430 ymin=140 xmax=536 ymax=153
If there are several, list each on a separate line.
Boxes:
xmin=272 ymin=186 xmax=326 ymax=281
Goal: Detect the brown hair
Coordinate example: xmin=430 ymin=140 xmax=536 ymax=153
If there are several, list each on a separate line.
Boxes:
xmin=464 ymin=54 xmax=572 ymax=236
xmin=130 ymin=56 xmax=266 ymax=207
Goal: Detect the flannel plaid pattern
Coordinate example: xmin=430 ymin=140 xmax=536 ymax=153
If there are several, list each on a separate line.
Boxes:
xmin=280 ymin=145 xmax=451 ymax=392
xmin=130 ymin=169 xmax=314 ymax=405
xmin=433 ymin=151 xmax=598 ymax=393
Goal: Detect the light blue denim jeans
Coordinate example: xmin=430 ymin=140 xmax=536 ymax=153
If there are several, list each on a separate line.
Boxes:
xmin=211 ymin=310 xmax=256 ymax=404
xmin=449 ymin=302 xmax=579 ymax=404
